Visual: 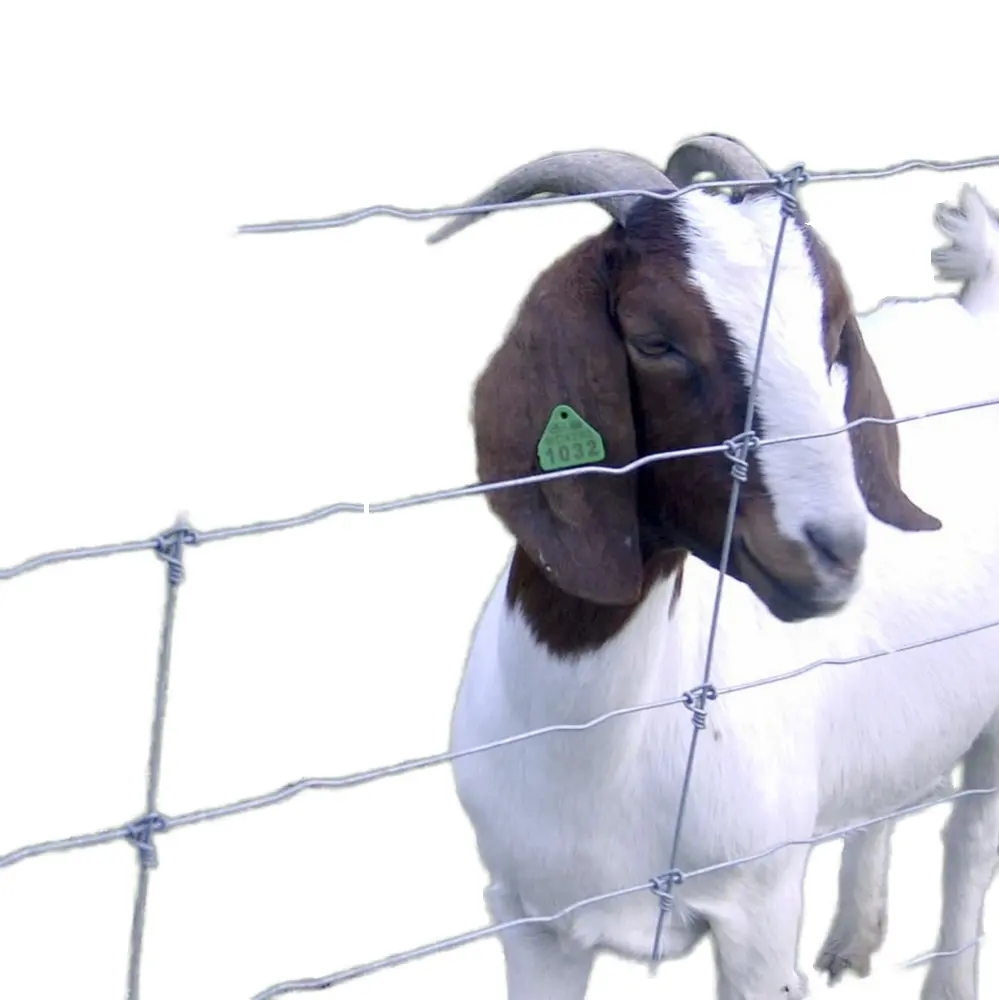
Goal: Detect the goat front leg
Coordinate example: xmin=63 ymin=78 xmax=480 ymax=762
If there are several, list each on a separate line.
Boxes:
xmin=815 ymin=821 xmax=892 ymax=984
xmin=920 ymin=728 xmax=999 ymax=1000
xmin=816 ymin=770 xmax=956 ymax=986
xmin=708 ymin=844 xmax=811 ymax=1000
xmin=485 ymin=882 xmax=595 ymax=1000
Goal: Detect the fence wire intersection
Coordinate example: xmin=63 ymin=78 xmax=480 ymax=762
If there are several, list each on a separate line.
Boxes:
xmin=2 ymin=149 xmax=998 ymax=999
xmin=250 ymin=784 xmax=998 ymax=999
xmin=236 ymin=153 xmax=999 ymax=236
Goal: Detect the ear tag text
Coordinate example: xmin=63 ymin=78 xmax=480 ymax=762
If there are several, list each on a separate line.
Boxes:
xmin=537 ymin=405 xmax=606 ymax=472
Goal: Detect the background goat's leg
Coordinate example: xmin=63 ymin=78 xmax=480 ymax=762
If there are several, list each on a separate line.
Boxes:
xmin=920 ymin=725 xmax=999 ymax=1000
xmin=485 ymin=882 xmax=594 ymax=1000
xmin=815 ymin=822 xmax=892 ymax=984
xmin=708 ymin=843 xmax=810 ymax=1000
xmin=816 ymin=770 xmax=957 ymax=985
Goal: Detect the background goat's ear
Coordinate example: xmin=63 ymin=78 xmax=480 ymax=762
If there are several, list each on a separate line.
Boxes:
xmin=839 ymin=312 xmax=942 ymax=532
xmin=473 ymin=237 xmax=643 ymax=605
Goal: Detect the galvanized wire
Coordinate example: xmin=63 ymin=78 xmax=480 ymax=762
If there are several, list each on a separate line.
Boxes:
xmin=0 ymin=503 xmax=365 ymax=581
xmin=2 ymin=149 xmax=997 ymax=998
xmin=4 ymin=396 xmax=999 ymax=585
xmin=651 ymin=165 xmax=802 ymax=964
xmin=125 ymin=519 xmax=189 ymax=1000
xmin=857 ymin=292 xmax=958 ymax=317
xmin=250 ymin=784 xmax=998 ymax=998
xmin=236 ymin=153 xmax=999 ymax=235
xmin=1 ymin=614 xmax=995 ymax=875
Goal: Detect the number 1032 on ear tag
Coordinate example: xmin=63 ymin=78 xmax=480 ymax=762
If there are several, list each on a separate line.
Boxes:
xmin=537 ymin=405 xmax=606 ymax=472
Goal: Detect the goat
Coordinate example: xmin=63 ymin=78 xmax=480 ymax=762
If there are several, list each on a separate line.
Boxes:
xmin=436 ymin=137 xmax=999 ymax=1000
xmin=662 ymin=137 xmax=999 ymax=989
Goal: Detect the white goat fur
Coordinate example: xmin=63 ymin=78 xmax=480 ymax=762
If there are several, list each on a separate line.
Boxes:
xmin=450 ymin=185 xmax=999 ymax=1000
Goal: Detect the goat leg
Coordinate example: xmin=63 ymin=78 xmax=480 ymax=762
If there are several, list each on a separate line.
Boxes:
xmin=815 ymin=770 xmax=956 ymax=985
xmin=709 ymin=843 xmax=810 ymax=1000
xmin=920 ymin=725 xmax=999 ymax=1000
xmin=815 ymin=821 xmax=892 ymax=984
xmin=485 ymin=882 xmax=595 ymax=1000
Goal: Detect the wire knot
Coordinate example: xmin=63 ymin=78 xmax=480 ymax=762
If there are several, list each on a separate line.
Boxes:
xmin=724 ymin=431 xmax=760 ymax=483
xmin=155 ymin=521 xmax=198 ymax=585
xmin=771 ymin=163 xmax=809 ymax=218
xmin=649 ymin=867 xmax=685 ymax=963
xmin=649 ymin=868 xmax=684 ymax=912
xmin=682 ymin=683 xmax=718 ymax=730
xmin=126 ymin=811 xmax=168 ymax=869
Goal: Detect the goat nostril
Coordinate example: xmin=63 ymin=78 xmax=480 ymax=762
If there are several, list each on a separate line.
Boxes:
xmin=804 ymin=523 xmax=865 ymax=573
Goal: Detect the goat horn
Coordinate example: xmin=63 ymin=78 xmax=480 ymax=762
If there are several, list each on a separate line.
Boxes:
xmin=665 ymin=133 xmax=771 ymax=190
xmin=426 ymin=149 xmax=676 ymax=244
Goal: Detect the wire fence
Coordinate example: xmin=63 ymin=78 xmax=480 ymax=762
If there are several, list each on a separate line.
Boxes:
xmin=3 ymin=150 xmax=999 ymax=999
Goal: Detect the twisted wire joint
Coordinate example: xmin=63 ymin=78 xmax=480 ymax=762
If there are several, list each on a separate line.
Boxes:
xmin=682 ymin=683 xmax=718 ymax=730
xmin=649 ymin=868 xmax=685 ymax=913
xmin=771 ymin=162 xmax=810 ymax=218
xmin=154 ymin=522 xmax=199 ymax=585
xmin=724 ymin=431 xmax=760 ymax=483
xmin=125 ymin=811 xmax=169 ymax=869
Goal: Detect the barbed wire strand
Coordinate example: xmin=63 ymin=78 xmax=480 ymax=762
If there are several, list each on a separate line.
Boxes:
xmin=4 ymin=393 xmax=999 ymax=585
xmin=236 ymin=153 xmax=999 ymax=235
xmin=250 ymin=784 xmax=997 ymax=998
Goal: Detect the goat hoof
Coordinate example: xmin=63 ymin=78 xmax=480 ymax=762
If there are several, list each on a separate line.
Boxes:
xmin=815 ymin=908 xmax=884 ymax=986
xmin=814 ymin=946 xmax=872 ymax=985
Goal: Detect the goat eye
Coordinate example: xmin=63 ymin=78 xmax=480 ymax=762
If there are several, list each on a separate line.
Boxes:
xmin=632 ymin=335 xmax=681 ymax=359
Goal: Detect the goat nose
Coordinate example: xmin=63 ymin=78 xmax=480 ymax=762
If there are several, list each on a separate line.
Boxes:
xmin=804 ymin=522 xmax=866 ymax=574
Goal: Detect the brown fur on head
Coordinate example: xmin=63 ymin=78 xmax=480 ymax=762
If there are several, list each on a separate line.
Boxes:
xmin=429 ymin=145 xmax=938 ymax=649
xmin=473 ymin=193 xmax=938 ymax=625
xmin=663 ymin=132 xmax=940 ymax=545
xmin=804 ymin=227 xmax=941 ymax=534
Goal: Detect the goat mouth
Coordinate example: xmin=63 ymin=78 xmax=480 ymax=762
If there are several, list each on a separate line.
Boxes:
xmin=734 ymin=538 xmax=844 ymax=624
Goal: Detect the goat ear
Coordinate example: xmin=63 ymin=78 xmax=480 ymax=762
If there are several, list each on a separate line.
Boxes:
xmin=839 ymin=312 xmax=942 ymax=532
xmin=472 ymin=236 xmax=643 ymax=605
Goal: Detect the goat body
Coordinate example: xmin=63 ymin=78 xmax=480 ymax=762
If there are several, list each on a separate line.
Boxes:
xmin=450 ymin=182 xmax=999 ymax=1000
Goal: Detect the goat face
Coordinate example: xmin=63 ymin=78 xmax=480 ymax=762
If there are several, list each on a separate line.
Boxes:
xmin=471 ymin=189 xmax=940 ymax=623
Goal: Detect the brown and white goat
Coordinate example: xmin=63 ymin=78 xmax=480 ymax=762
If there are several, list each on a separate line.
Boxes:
xmin=442 ymin=143 xmax=999 ymax=1000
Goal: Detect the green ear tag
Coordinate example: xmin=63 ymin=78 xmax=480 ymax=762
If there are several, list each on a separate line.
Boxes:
xmin=537 ymin=405 xmax=606 ymax=472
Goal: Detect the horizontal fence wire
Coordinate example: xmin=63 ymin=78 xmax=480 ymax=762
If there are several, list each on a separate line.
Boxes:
xmin=2 ymin=149 xmax=998 ymax=999
xmin=236 ymin=153 xmax=999 ymax=235
xmin=251 ymin=785 xmax=999 ymax=999
xmin=2 ymin=613 xmax=996 ymax=875
xmin=4 ymin=394 xmax=999 ymax=583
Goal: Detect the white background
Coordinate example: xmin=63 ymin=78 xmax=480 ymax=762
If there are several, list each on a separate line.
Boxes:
xmin=1 ymin=2 xmax=997 ymax=998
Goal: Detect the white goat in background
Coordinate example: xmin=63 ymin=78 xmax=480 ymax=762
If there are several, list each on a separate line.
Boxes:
xmin=812 ymin=179 xmax=999 ymax=985
xmin=438 ymin=134 xmax=999 ymax=1000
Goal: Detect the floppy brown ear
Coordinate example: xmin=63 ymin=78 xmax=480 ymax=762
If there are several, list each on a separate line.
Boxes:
xmin=473 ymin=234 xmax=643 ymax=605
xmin=839 ymin=311 xmax=942 ymax=532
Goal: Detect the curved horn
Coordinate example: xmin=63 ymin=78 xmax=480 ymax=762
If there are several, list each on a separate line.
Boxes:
xmin=427 ymin=149 xmax=675 ymax=244
xmin=665 ymin=133 xmax=771 ymax=191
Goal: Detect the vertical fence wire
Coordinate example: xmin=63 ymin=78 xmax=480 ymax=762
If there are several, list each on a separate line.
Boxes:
xmin=125 ymin=521 xmax=189 ymax=998
xmin=649 ymin=168 xmax=802 ymax=963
